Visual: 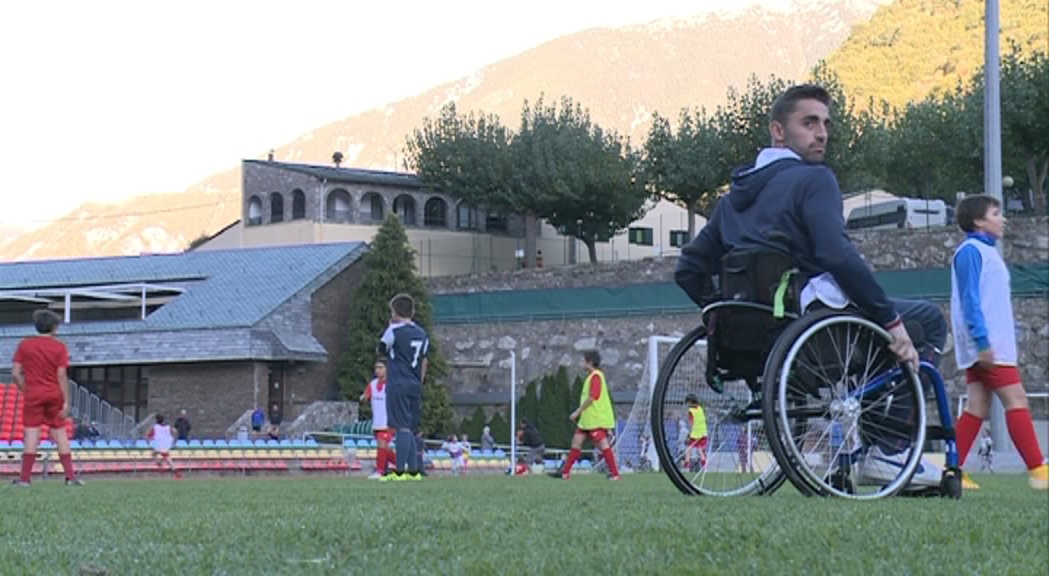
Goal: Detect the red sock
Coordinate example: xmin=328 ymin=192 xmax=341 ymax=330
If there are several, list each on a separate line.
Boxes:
xmin=602 ymin=448 xmax=620 ymax=478
xmin=386 ymin=449 xmax=397 ymax=472
xmin=59 ymin=453 xmax=75 ymax=481
xmin=376 ymin=448 xmax=387 ymax=474
xmin=1006 ymin=408 xmax=1046 ymax=470
xmin=563 ymin=448 xmax=581 ymax=476
xmin=19 ymin=453 xmax=36 ymax=483
xmin=955 ymin=411 xmax=983 ymax=467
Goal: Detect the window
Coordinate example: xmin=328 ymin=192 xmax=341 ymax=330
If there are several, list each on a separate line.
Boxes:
xmin=325 ymin=189 xmax=352 ymax=223
xmin=628 ymin=227 xmax=654 ymax=246
xmin=485 ymin=211 xmax=508 ymax=233
xmin=270 ymin=193 xmax=284 ymax=223
xmin=424 ymin=197 xmax=448 ymax=227
xmin=456 ymin=202 xmax=477 ymax=230
xmin=669 ymin=230 xmax=690 ymax=247
xmin=247 ymin=196 xmax=263 ymax=226
xmin=362 ymin=192 xmax=385 ymax=223
xmin=291 ymin=189 xmax=306 ymax=220
xmin=393 ymin=195 xmax=416 ymax=225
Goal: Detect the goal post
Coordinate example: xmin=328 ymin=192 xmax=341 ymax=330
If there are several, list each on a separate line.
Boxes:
xmin=615 ymin=335 xmax=685 ymax=473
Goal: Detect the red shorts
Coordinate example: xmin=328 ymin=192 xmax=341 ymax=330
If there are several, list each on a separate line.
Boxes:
xmin=575 ymin=428 xmax=610 ymax=443
xmin=374 ymin=429 xmax=394 ymax=444
xmin=688 ymin=437 xmax=709 ymax=450
xmin=966 ymin=365 xmax=1021 ymax=390
xmin=154 ymin=451 xmax=171 ymax=459
xmin=23 ymin=396 xmax=65 ymax=428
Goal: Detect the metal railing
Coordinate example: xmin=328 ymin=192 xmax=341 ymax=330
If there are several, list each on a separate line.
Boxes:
xmin=69 ymin=380 xmax=137 ymax=441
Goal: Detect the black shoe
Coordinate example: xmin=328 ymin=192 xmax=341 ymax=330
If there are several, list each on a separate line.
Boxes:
xmin=547 ymin=470 xmax=564 ymax=479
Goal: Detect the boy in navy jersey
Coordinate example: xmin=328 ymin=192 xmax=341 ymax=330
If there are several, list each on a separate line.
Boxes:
xmin=378 ymin=293 xmax=429 ymax=481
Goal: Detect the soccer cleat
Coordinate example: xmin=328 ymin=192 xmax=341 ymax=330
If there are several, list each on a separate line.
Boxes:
xmin=547 ymin=470 xmax=568 ymax=480
xmin=379 ymin=472 xmax=403 ymax=482
xmin=405 ymin=472 xmax=422 ymax=482
xmin=857 ymin=445 xmax=942 ymax=488
xmin=1029 ymin=464 xmax=1048 ymax=490
xmin=961 ymin=471 xmax=980 ymax=491
xmin=367 ymin=473 xmax=382 ymax=480
xmin=609 ymin=475 xmax=621 ymax=481
xmin=10 ymin=480 xmax=30 ymax=487
xmin=65 ymin=478 xmax=85 ymax=486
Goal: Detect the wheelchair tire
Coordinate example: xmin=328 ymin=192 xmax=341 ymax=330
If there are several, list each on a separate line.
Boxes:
xmin=762 ymin=309 xmax=927 ymax=500
xmin=652 ymin=324 xmax=786 ymax=497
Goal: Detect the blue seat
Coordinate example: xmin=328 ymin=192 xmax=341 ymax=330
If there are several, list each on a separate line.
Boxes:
xmin=279 ymin=439 xmax=292 ymax=447
xmin=40 ymin=440 xmax=55 ymax=449
xmin=107 ymin=440 xmax=123 ymax=449
xmin=216 ymin=439 xmax=229 ymax=447
xmin=189 ymin=440 xmax=202 ymax=448
xmin=254 ymin=439 xmax=267 ymax=447
xmin=305 ymin=439 xmax=318 ymax=447
xmin=343 ymin=438 xmax=356 ymax=447
xmin=202 ymin=439 xmax=216 ymax=447
xmin=13 ymin=441 xmax=24 ymax=448
xmin=292 ymin=439 xmax=305 ymax=447
xmin=368 ymin=439 xmax=377 ymax=448
xmin=494 ymin=449 xmax=506 ymax=458
xmin=135 ymin=440 xmax=149 ymax=449
xmin=176 ymin=440 xmax=188 ymax=448
xmin=266 ymin=439 xmax=278 ymax=447
xmin=356 ymin=439 xmax=369 ymax=448
xmin=69 ymin=440 xmax=81 ymax=449
xmin=482 ymin=449 xmax=493 ymax=456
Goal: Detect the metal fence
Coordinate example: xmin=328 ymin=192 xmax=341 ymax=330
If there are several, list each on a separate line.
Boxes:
xmin=69 ymin=380 xmax=137 ymax=441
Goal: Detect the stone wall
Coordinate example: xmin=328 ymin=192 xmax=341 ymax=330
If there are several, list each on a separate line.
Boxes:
xmin=426 ymin=217 xmax=1048 ymax=293
xmin=148 ymin=361 xmax=259 ymax=438
xmin=426 ymin=218 xmax=1049 ymax=405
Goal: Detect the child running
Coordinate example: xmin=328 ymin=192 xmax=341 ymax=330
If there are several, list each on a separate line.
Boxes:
xmin=549 ymin=350 xmax=621 ymax=481
xmin=146 ymin=414 xmax=181 ymax=479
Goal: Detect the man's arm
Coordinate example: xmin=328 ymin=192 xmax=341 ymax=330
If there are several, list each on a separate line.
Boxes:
xmin=799 ymin=169 xmax=897 ymax=326
xmin=12 ymin=363 xmax=24 ymax=391
xmin=675 ymin=199 xmax=726 ymax=307
xmin=420 ymin=358 xmax=428 ymax=385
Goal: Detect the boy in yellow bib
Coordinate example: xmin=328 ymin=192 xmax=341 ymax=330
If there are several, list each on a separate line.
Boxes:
xmin=550 ymin=350 xmax=621 ymax=481
xmin=683 ymin=394 xmax=708 ymax=471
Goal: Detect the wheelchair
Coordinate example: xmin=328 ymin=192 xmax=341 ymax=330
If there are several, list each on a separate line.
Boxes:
xmin=652 ymin=245 xmax=963 ymax=500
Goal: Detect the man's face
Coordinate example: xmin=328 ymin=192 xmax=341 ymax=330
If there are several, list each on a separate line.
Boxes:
xmin=771 ymin=98 xmax=830 ymax=163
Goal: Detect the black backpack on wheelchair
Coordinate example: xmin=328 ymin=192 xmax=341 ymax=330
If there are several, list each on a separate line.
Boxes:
xmin=703 ymin=241 xmax=805 ymax=395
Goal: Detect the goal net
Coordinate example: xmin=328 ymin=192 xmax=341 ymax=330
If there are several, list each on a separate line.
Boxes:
xmin=614 ymin=336 xmax=681 ymax=473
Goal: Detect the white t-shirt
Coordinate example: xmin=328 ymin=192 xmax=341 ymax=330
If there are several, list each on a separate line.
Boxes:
xmin=150 ymin=424 xmax=174 ymax=452
xmin=366 ymin=378 xmax=388 ymax=430
xmin=443 ymin=441 xmax=463 ymax=459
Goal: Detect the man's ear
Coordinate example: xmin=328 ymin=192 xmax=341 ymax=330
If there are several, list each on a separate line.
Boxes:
xmin=769 ymin=121 xmax=786 ymax=146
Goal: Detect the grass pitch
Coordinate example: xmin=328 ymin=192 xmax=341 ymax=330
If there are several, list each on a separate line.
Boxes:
xmin=0 ymin=472 xmax=1046 ymax=575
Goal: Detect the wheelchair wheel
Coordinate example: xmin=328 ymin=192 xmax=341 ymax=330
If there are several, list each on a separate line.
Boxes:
xmin=762 ymin=309 xmax=926 ymax=500
xmin=652 ymin=324 xmax=786 ymax=497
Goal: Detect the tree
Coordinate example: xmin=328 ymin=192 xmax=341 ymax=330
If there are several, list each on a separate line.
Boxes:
xmin=536 ymin=367 xmax=574 ymax=449
xmin=999 ymin=47 xmax=1049 ymax=215
xmin=185 ymin=233 xmax=211 ymax=251
xmin=712 ymin=75 xmax=791 ymax=171
xmin=460 ymin=406 xmax=487 ymax=442
xmin=404 ymin=103 xmax=542 ymax=266
xmin=517 ymin=96 xmax=652 ymax=263
xmin=421 ymin=382 xmax=454 ymax=438
xmin=489 ymin=409 xmax=511 ymax=445
xmin=518 ymin=379 xmax=540 ymax=427
xmin=337 ymin=214 xmax=448 ymax=413
xmin=332 ymin=150 xmax=344 ymax=168
xmin=644 ymin=108 xmax=726 ymax=228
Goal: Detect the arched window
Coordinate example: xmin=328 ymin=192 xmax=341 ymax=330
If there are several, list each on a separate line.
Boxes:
xmin=456 ymin=202 xmax=478 ymax=230
xmin=393 ymin=195 xmax=416 ymax=226
xmin=247 ymin=195 xmax=263 ymax=226
xmin=291 ymin=189 xmax=306 ymax=220
xmin=270 ymin=193 xmax=284 ymax=223
xmin=362 ymin=192 xmax=385 ymax=224
xmin=424 ymin=197 xmax=448 ymax=227
xmin=325 ymin=189 xmax=352 ymax=223
xmin=485 ymin=210 xmax=508 ymax=233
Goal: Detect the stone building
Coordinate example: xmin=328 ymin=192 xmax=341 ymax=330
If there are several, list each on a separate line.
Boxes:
xmin=0 ymin=242 xmax=367 ymax=437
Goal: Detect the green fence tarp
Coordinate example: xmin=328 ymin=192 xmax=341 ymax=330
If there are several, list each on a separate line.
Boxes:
xmin=433 ymin=262 xmax=1048 ymax=325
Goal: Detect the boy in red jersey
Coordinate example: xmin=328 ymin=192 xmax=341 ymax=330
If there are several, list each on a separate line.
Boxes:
xmin=11 ymin=309 xmax=82 ymax=486
xmin=549 ymin=350 xmax=621 ymax=481
xmin=360 ymin=358 xmax=396 ymax=479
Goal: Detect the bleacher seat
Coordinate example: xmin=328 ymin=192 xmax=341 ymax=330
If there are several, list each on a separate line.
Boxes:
xmin=254 ymin=439 xmax=267 ymax=447
xmin=216 ymin=439 xmax=229 ymax=447
xmin=202 ymin=439 xmax=216 ymax=447
xmin=188 ymin=440 xmax=202 ymax=448
xmin=176 ymin=440 xmax=188 ymax=448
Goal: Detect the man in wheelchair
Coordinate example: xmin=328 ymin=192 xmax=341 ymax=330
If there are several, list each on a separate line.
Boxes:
xmin=675 ymin=84 xmax=948 ymax=492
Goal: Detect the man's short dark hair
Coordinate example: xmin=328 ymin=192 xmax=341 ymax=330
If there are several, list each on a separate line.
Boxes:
xmin=33 ymin=309 xmax=61 ymax=334
xmin=770 ymin=84 xmax=832 ymax=125
xmin=156 ymin=414 xmax=165 ymax=424
xmin=955 ymin=194 xmax=1000 ymax=233
xmin=390 ymin=293 xmax=415 ymax=319
xmin=583 ymin=349 xmax=601 ymax=368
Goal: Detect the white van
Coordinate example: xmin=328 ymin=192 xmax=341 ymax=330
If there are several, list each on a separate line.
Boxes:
xmin=846 ymin=198 xmax=948 ymax=231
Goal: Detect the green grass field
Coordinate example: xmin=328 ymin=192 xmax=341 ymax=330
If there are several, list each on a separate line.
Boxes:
xmin=1 ymin=472 xmax=1046 ymax=575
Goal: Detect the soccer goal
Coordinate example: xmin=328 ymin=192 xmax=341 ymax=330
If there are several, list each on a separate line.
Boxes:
xmin=615 ymin=335 xmax=682 ymax=473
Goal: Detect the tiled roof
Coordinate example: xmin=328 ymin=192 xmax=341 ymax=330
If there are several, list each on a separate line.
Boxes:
xmin=245 ymin=159 xmax=430 ymax=190
xmin=0 ymin=242 xmax=367 ymax=366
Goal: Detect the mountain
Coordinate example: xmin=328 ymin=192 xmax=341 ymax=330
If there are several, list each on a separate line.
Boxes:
xmin=826 ymin=0 xmax=1048 ymax=111
xmin=0 ymin=0 xmax=896 ymax=261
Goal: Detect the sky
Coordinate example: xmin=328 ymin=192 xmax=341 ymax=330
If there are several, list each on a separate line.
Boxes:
xmin=0 ymin=0 xmax=788 ymax=227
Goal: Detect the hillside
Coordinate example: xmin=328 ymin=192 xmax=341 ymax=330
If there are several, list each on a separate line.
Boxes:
xmin=0 ymin=0 xmax=886 ymax=262
xmin=825 ymin=0 xmax=1048 ymax=111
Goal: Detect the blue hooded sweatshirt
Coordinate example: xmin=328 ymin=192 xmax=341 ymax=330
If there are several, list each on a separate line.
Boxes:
xmin=674 ymin=149 xmax=898 ymax=326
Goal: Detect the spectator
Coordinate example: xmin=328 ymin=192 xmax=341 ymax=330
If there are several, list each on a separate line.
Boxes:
xmin=251 ymin=407 xmax=265 ymax=436
xmin=518 ymin=419 xmax=546 ymax=465
xmin=481 ymin=426 xmax=495 ymax=452
xmin=268 ymin=403 xmax=282 ymax=439
xmin=75 ymin=418 xmax=91 ymax=440
xmin=174 ymin=409 xmax=192 ymax=442
xmin=87 ymin=421 xmax=100 ymax=440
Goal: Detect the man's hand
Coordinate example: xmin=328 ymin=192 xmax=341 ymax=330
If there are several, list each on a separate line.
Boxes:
xmin=569 ymin=409 xmax=581 ymax=422
xmin=60 ymin=402 xmax=69 ymax=420
xmin=977 ymin=348 xmax=995 ymax=369
xmin=886 ymin=323 xmax=919 ymax=371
